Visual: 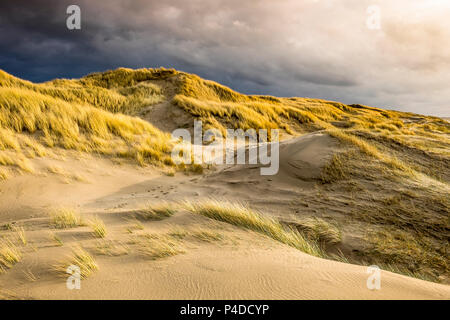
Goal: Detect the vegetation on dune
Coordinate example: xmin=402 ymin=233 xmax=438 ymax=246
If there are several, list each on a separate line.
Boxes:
xmin=135 ymin=202 xmax=176 ymax=221
xmin=318 ymin=147 xmax=449 ymax=281
xmin=138 ymin=234 xmax=184 ymax=260
xmin=0 ymin=240 xmax=21 ymax=274
xmin=0 ymin=68 xmax=175 ymax=115
xmin=89 ymin=216 xmax=107 ymax=238
xmin=54 ymin=246 xmax=98 ymax=279
xmin=1 ymin=67 xmax=448 ymax=179
xmin=0 ymin=67 xmax=448 ymax=282
xmin=182 ymin=199 xmax=324 ymax=257
xmin=0 ymin=69 xmax=177 ymax=173
xmin=50 ymin=208 xmax=84 ymax=229
xmin=173 ymin=72 xmax=449 ymax=179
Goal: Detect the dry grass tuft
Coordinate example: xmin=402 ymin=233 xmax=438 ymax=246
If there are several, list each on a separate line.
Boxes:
xmin=138 ymin=235 xmax=183 ymax=260
xmin=321 ymin=153 xmax=347 ymax=183
xmin=49 ymin=232 xmax=63 ymax=246
xmin=94 ymin=240 xmax=129 ymax=256
xmin=135 ymin=202 xmax=176 ymax=221
xmin=0 ymin=240 xmax=21 ymax=273
xmin=89 ymin=216 xmax=107 ymax=238
xmin=13 ymin=226 xmax=27 ymax=246
xmin=192 ymin=228 xmax=224 ymax=242
xmin=50 ymin=208 xmax=83 ymax=229
xmin=290 ymin=217 xmax=341 ymax=245
xmin=54 ymin=246 xmax=98 ymax=279
xmin=182 ymin=199 xmax=324 ymax=257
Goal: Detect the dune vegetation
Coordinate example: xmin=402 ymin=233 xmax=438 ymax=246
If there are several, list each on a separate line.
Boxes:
xmin=0 ymin=67 xmax=449 ymax=282
xmin=1 ymin=67 xmax=448 ymax=179
xmin=0 ymin=68 xmax=176 ymax=175
xmin=182 ymin=199 xmax=324 ymax=257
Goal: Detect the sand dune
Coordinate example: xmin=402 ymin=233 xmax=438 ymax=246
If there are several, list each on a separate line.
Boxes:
xmin=0 ymin=132 xmax=449 ymax=300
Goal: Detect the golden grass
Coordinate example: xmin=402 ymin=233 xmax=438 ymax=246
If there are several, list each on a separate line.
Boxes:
xmin=0 ymin=68 xmax=171 ymax=115
xmin=0 ymin=167 xmax=8 ymax=180
xmin=366 ymin=228 xmax=448 ymax=280
xmin=1 ymin=67 xmax=447 ymax=184
xmin=50 ymin=208 xmax=83 ymax=229
xmin=138 ymin=235 xmax=183 ymax=260
xmin=191 ymin=228 xmax=224 ymax=242
xmin=94 ymin=240 xmax=129 ymax=256
xmin=0 ymin=86 xmax=174 ymax=166
xmin=89 ymin=216 xmax=107 ymax=238
xmin=0 ymin=240 xmax=21 ymax=274
xmin=0 ymin=68 xmax=180 ymax=176
xmin=290 ymin=217 xmax=341 ymax=245
xmin=182 ymin=199 xmax=324 ymax=257
xmin=13 ymin=226 xmax=27 ymax=246
xmin=321 ymin=153 xmax=347 ymax=183
xmin=168 ymin=227 xmax=188 ymax=239
xmin=135 ymin=202 xmax=176 ymax=221
xmin=49 ymin=232 xmax=63 ymax=246
xmin=54 ymin=246 xmax=98 ymax=279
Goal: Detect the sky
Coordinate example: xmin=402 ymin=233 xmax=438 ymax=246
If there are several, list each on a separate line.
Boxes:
xmin=0 ymin=0 xmax=449 ymax=117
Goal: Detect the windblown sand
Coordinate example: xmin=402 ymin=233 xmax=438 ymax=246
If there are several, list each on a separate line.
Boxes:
xmin=0 ymin=133 xmax=449 ymax=300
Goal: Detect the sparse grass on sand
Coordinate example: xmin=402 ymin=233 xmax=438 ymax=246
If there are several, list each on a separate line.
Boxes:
xmin=0 ymin=240 xmax=21 ymax=274
xmin=321 ymin=153 xmax=347 ymax=184
xmin=94 ymin=240 xmax=129 ymax=256
xmin=138 ymin=235 xmax=183 ymax=260
xmin=54 ymin=246 xmax=97 ymax=279
xmin=135 ymin=202 xmax=176 ymax=221
xmin=191 ymin=228 xmax=224 ymax=242
xmin=182 ymin=199 xmax=324 ymax=257
xmin=50 ymin=208 xmax=83 ymax=229
xmin=13 ymin=226 xmax=27 ymax=246
xmin=289 ymin=217 xmax=341 ymax=245
xmin=49 ymin=232 xmax=63 ymax=246
xmin=89 ymin=216 xmax=107 ymax=238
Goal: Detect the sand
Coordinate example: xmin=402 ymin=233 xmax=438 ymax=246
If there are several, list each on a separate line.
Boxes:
xmin=0 ymin=133 xmax=449 ymax=300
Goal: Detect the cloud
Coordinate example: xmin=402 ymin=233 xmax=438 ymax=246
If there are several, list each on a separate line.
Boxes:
xmin=0 ymin=0 xmax=449 ymax=116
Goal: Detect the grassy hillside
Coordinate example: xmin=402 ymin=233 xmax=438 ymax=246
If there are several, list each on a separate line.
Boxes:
xmin=0 ymin=67 xmax=448 ymax=281
xmin=0 ymin=68 xmax=179 ymax=177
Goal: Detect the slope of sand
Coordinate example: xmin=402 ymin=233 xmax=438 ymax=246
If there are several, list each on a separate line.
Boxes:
xmin=0 ymin=133 xmax=449 ymax=300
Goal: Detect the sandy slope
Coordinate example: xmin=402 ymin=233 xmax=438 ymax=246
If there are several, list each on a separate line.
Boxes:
xmin=0 ymin=133 xmax=449 ymax=300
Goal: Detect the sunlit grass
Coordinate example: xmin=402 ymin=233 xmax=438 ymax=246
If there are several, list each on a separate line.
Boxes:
xmin=0 ymin=240 xmax=21 ymax=274
xmin=182 ymin=199 xmax=324 ymax=257
xmin=50 ymin=208 xmax=83 ymax=229
xmin=54 ymin=246 xmax=98 ymax=279
xmin=89 ymin=216 xmax=107 ymax=238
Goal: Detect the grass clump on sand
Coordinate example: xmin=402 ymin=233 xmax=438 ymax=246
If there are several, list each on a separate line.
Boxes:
xmin=0 ymin=241 xmax=21 ymax=274
xmin=0 ymin=167 xmax=8 ymax=180
xmin=321 ymin=153 xmax=347 ymax=183
xmin=135 ymin=202 xmax=176 ymax=221
xmin=138 ymin=235 xmax=183 ymax=260
xmin=50 ymin=208 xmax=83 ymax=229
xmin=89 ymin=216 xmax=107 ymax=238
xmin=192 ymin=228 xmax=224 ymax=242
xmin=13 ymin=226 xmax=27 ymax=246
xmin=182 ymin=199 xmax=324 ymax=257
xmin=54 ymin=246 xmax=98 ymax=279
xmin=290 ymin=217 xmax=341 ymax=245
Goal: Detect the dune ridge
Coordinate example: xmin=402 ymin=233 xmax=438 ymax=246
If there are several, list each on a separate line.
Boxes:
xmin=0 ymin=68 xmax=449 ymax=299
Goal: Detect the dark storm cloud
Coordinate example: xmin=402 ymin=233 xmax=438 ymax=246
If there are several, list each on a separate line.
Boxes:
xmin=0 ymin=0 xmax=449 ymax=116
